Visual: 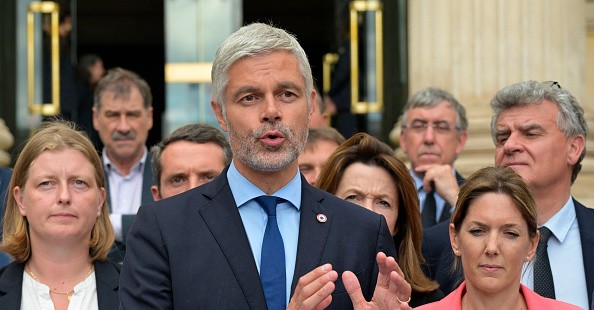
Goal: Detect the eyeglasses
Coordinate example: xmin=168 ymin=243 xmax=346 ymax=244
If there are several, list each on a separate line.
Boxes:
xmin=402 ymin=120 xmax=462 ymax=135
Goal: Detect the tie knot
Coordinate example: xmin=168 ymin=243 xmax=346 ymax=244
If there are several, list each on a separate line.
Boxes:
xmin=255 ymin=196 xmax=281 ymax=217
xmin=538 ymin=226 xmax=552 ymax=244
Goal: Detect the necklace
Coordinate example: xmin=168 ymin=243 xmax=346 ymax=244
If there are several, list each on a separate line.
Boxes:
xmin=27 ymin=266 xmax=94 ymax=301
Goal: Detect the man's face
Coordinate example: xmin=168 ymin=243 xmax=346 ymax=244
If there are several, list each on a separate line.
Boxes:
xmin=212 ymin=50 xmax=313 ymax=173
xmin=298 ymin=139 xmax=340 ymax=185
xmin=493 ymin=101 xmax=582 ymax=190
xmin=151 ymin=141 xmax=226 ymax=200
xmin=309 ymin=98 xmax=328 ymax=128
xmin=400 ymin=101 xmax=467 ymax=170
xmin=93 ymin=86 xmax=153 ymax=164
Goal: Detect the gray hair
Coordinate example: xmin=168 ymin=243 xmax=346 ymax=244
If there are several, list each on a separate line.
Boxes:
xmin=400 ymin=87 xmax=468 ymax=130
xmin=490 ymin=80 xmax=588 ymax=183
xmin=210 ymin=23 xmax=313 ymax=111
xmin=150 ymin=124 xmax=232 ymax=186
xmin=94 ymin=67 xmax=152 ymax=110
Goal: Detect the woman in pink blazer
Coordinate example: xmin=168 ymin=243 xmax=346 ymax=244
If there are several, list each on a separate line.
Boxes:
xmin=415 ymin=167 xmax=581 ymax=310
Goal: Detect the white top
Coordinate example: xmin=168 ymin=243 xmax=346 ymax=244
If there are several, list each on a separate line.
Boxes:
xmin=21 ymin=270 xmax=98 ymax=310
xmin=103 ymin=148 xmax=147 ymax=241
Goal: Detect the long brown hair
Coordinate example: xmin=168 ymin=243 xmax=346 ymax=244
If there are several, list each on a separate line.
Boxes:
xmin=317 ymin=132 xmax=438 ymax=293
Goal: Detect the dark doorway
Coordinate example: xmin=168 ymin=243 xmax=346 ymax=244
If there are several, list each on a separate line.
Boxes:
xmin=77 ymin=0 xmax=165 ymax=148
xmin=243 ymin=0 xmax=335 ymax=88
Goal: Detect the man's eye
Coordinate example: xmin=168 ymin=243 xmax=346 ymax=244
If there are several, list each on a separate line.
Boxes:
xmin=170 ymin=177 xmax=186 ymax=185
xmin=496 ymin=136 xmax=508 ymax=145
xmin=242 ymin=95 xmax=256 ymax=102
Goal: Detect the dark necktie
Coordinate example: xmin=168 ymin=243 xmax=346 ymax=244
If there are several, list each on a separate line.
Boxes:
xmin=534 ymin=226 xmax=555 ymax=299
xmin=421 ymin=190 xmax=437 ymax=228
xmin=255 ymin=196 xmax=286 ymax=309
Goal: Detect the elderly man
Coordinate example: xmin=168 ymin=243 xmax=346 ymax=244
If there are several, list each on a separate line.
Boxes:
xmin=150 ymin=123 xmax=231 ymax=200
xmin=422 ymin=81 xmax=592 ymax=309
xmin=92 ymin=67 xmax=155 ymax=262
xmin=120 ymin=23 xmax=409 ymax=309
xmin=399 ymin=88 xmax=468 ymax=228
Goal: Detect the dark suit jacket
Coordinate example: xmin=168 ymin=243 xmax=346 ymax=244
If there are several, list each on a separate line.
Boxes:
xmin=422 ymin=198 xmax=594 ymax=305
xmin=103 ymin=158 xmax=154 ymax=263
xmin=119 ymin=169 xmax=397 ymax=309
xmin=0 ymin=260 xmax=120 ymax=309
xmin=0 ymin=167 xmax=13 ymax=267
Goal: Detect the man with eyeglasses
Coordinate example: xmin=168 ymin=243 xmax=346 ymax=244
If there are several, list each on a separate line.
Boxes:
xmin=399 ymin=87 xmax=468 ymax=229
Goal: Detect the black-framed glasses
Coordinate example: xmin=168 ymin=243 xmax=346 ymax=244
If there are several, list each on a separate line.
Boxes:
xmin=401 ymin=120 xmax=462 ymax=135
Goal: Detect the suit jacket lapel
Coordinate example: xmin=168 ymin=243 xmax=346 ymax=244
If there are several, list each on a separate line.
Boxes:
xmin=199 ymin=169 xmax=267 ymax=309
xmin=95 ymin=261 xmax=120 ymax=310
xmin=574 ymin=199 xmax=594 ymax=306
xmin=0 ymin=262 xmax=24 ymax=310
xmin=291 ymin=180 xmax=333 ymax=294
xmin=141 ymin=159 xmax=154 ymax=204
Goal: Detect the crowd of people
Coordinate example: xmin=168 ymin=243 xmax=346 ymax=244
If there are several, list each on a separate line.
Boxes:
xmin=0 ymin=22 xmax=591 ymax=310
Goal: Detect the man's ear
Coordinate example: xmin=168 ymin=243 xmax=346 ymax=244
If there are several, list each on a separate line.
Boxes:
xmin=211 ymin=101 xmax=228 ymax=132
xmin=151 ymin=185 xmax=162 ymax=201
xmin=567 ymin=134 xmax=585 ymax=166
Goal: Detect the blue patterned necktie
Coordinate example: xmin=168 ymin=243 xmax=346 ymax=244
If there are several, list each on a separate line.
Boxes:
xmin=534 ymin=226 xmax=555 ymax=299
xmin=255 ymin=195 xmax=286 ymax=309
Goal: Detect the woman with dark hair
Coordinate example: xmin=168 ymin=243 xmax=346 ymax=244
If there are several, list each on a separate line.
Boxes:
xmin=317 ymin=132 xmax=443 ymax=307
xmin=0 ymin=122 xmax=119 ymax=309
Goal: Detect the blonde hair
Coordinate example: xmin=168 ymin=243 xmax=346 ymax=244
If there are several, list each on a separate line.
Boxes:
xmin=1 ymin=121 xmax=114 ymax=262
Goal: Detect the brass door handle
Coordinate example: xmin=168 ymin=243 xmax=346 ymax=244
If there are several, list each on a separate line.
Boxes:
xmin=27 ymin=1 xmax=60 ymax=116
xmin=349 ymin=0 xmax=383 ymax=114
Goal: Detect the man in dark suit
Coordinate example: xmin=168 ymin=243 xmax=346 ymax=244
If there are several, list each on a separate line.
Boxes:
xmin=92 ymin=68 xmax=155 ymax=263
xmin=423 ymin=81 xmax=592 ymax=309
xmin=399 ymin=88 xmax=468 ymax=228
xmin=119 ymin=23 xmax=410 ymax=309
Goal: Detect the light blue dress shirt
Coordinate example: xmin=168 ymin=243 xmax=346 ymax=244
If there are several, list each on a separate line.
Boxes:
xmin=521 ymin=197 xmax=588 ymax=309
xmin=410 ymin=168 xmax=454 ymax=219
xmin=227 ymin=161 xmax=301 ymax=305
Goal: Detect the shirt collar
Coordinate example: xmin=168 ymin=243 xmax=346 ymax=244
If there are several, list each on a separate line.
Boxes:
xmin=540 ymin=196 xmax=575 ymax=243
xmin=227 ymin=160 xmax=301 ymax=211
xmin=102 ymin=147 xmax=148 ymax=174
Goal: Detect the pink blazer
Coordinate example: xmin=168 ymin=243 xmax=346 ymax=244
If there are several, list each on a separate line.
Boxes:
xmin=416 ymin=281 xmax=582 ymax=310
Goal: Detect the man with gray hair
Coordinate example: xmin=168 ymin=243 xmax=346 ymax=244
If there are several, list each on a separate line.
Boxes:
xmin=120 ymin=23 xmax=409 ymax=309
xmin=150 ymin=123 xmax=231 ymax=200
xmin=399 ymin=87 xmax=468 ymax=228
xmin=491 ymin=80 xmax=591 ymax=309
xmin=92 ymin=67 xmax=155 ymax=263
xmin=422 ymin=81 xmax=592 ymax=309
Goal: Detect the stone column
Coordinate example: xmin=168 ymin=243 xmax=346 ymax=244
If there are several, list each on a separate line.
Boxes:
xmin=408 ymin=0 xmax=594 ymax=206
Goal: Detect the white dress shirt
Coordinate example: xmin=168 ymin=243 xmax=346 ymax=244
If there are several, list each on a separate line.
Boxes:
xmin=103 ymin=148 xmax=147 ymax=241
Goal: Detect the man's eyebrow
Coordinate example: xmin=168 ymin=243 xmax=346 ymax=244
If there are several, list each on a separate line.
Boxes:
xmin=232 ymin=86 xmax=260 ymax=100
xmin=518 ymin=123 xmax=544 ymax=131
